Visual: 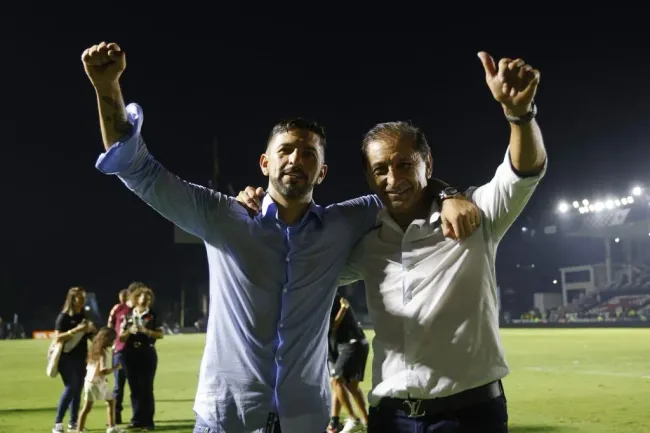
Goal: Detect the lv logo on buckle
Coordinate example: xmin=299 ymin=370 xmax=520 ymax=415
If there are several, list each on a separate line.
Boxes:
xmin=403 ymin=399 xmax=426 ymax=418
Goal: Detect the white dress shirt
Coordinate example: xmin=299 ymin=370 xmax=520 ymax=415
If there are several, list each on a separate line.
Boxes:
xmin=344 ymin=151 xmax=546 ymax=406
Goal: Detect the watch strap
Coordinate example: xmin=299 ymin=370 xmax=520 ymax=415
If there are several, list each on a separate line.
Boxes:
xmin=505 ymin=102 xmax=537 ymax=125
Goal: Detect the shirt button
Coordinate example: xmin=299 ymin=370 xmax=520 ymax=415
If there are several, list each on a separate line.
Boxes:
xmin=279 ymin=323 xmax=284 ymax=328
xmin=283 ymin=288 xmax=288 ymax=293
xmin=285 ymin=256 xmax=290 ymax=262
xmin=278 ymin=355 xmax=283 ymax=361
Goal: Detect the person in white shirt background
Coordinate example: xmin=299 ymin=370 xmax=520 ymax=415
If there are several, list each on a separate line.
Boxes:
xmin=342 ymin=51 xmax=547 ymax=432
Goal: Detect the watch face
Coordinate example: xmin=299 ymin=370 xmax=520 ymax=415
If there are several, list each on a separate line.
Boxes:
xmin=442 ymin=187 xmax=459 ymax=196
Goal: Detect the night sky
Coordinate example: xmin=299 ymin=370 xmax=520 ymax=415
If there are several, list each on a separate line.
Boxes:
xmin=5 ymin=13 xmax=650 ymax=326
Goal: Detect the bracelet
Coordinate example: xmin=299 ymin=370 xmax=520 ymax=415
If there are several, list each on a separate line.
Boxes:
xmin=505 ymin=102 xmax=537 ymax=125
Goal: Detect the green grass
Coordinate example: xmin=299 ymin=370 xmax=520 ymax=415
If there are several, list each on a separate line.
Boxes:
xmin=1 ymin=329 xmax=649 ymax=432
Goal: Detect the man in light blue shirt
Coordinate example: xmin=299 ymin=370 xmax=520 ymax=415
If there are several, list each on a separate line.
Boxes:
xmin=81 ymin=42 xmax=479 ymax=433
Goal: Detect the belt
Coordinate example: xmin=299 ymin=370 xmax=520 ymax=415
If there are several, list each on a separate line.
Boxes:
xmin=130 ymin=341 xmax=155 ymax=349
xmin=377 ymin=380 xmax=503 ymax=417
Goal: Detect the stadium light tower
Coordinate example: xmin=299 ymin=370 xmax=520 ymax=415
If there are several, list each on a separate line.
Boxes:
xmin=632 ymin=186 xmax=643 ymax=196
xmin=557 ymin=202 xmax=569 ymax=213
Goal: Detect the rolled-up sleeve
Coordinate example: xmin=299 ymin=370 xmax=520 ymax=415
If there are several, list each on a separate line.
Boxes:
xmin=471 ymin=150 xmax=547 ymax=242
xmin=95 ymin=103 xmax=234 ymax=242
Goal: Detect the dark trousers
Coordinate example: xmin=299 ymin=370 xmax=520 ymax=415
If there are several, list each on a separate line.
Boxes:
xmin=368 ymin=394 xmax=508 ymax=433
xmin=112 ymin=351 xmax=127 ymax=414
xmin=124 ymin=347 xmax=157 ymax=427
xmin=55 ymin=354 xmax=86 ymax=424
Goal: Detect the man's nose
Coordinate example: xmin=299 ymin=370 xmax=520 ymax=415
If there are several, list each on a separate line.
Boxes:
xmin=386 ymin=168 xmax=399 ymax=188
xmin=288 ymin=149 xmax=303 ymax=165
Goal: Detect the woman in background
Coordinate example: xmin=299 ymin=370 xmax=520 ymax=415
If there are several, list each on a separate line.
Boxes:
xmin=119 ymin=284 xmax=164 ymax=430
xmin=52 ymin=286 xmax=96 ymax=433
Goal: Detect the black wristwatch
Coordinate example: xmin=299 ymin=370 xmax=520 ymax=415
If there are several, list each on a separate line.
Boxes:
xmin=439 ymin=186 xmax=461 ymax=204
xmin=505 ymin=102 xmax=537 ymax=125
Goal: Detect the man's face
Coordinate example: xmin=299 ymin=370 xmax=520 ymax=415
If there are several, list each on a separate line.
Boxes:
xmin=364 ymin=135 xmax=431 ymax=215
xmin=260 ymin=129 xmax=328 ymax=200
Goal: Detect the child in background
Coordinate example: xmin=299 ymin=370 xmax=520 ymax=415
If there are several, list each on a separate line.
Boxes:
xmin=77 ymin=327 xmax=123 ymax=433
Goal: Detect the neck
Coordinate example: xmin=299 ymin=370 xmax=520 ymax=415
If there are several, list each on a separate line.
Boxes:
xmin=134 ymin=305 xmax=147 ymax=313
xmin=391 ymin=190 xmax=434 ymax=231
xmin=267 ymin=186 xmax=312 ymax=226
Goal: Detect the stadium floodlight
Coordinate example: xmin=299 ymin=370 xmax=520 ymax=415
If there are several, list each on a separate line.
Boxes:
xmin=615 ymin=238 xmax=620 ymax=243
xmin=561 ymin=189 xmax=642 ymax=216
xmin=553 ymin=279 xmax=558 ymax=284
xmin=521 ymin=227 xmax=528 ymax=232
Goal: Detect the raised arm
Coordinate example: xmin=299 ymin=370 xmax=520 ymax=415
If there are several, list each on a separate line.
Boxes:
xmin=471 ymin=52 xmax=547 ymax=241
xmin=82 ymin=42 xmax=235 ymax=241
xmin=331 ymin=296 xmax=349 ymax=333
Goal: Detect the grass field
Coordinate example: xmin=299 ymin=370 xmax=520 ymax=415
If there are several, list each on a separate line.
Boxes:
xmin=1 ymin=329 xmax=649 ymax=433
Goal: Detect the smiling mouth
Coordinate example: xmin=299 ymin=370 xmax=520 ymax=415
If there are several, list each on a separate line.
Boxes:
xmin=386 ymin=189 xmax=410 ymax=196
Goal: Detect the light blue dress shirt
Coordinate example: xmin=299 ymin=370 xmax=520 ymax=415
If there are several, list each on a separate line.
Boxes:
xmin=95 ymin=103 xmax=381 ymax=433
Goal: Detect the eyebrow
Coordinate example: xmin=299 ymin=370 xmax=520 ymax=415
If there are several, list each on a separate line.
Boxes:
xmin=278 ymin=143 xmax=319 ymax=151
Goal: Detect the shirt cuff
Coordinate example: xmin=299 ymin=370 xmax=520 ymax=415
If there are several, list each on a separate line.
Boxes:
xmin=95 ymin=103 xmax=144 ymax=175
xmin=502 ymin=149 xmax=547 ymax=183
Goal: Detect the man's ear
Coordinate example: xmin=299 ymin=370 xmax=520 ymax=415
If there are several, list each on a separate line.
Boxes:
xmin=316 ymin=163 xmax=328 ymax=185
xmin=260 ymin=153 xmax=270 ymax=177
xmin=425 ymin=152 xmax=433 ymax=179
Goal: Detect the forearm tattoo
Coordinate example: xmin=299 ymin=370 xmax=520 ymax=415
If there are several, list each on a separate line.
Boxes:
xmin=101 ymin=96 xmax=132 ymax=135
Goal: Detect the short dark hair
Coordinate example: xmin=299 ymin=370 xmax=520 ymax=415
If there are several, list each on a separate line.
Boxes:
xmin=267 ymin=118 xmax=327 ymax=151
xmin=361 ymin=121 xmax=431 ymax=168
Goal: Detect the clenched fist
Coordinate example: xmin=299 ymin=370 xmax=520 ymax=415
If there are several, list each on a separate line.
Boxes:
xmin=81 ymin=42 xmax=126 ymax=87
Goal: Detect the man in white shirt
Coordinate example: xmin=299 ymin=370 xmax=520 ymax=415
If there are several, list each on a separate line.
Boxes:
xmin=343 ymin=51 xmax=547 ymax=432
